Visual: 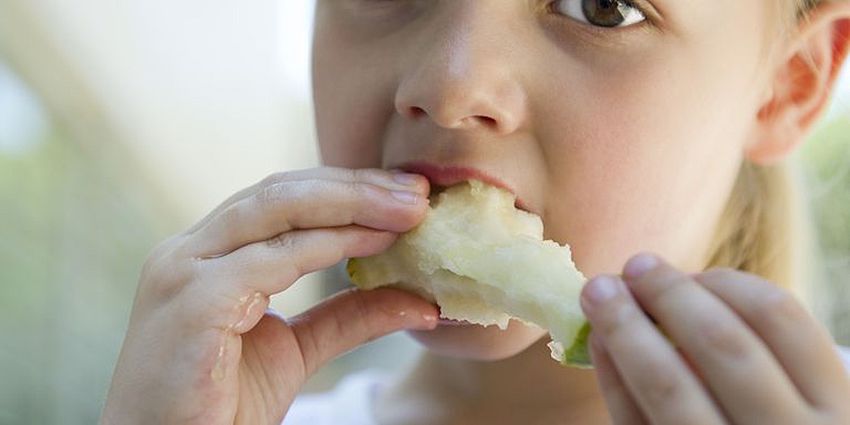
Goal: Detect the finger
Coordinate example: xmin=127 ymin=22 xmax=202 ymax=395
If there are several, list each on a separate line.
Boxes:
xmin=694 ymin=268 xmax=850 ymax=407
xmin=581 ymin=274 xmax=725 ymax=425
xmin=288 ymin=287 xmax=438 ymax=377
xmin=621 ymin=253 xmax=807 ymax=424
xmin=184 ymin=182 xmax=261 ymax=236
xmin=184 ymin=167 xmax=428 ymax=236
xmin=590 ymin=333 xmax=648 ymax=425
xmin=199 ymin=225 xmax=399 ymax=298
xmin=188 ymin=173 xmax=430 ymax=257
xmin=238 ymin=310 xmax=309 ymax=418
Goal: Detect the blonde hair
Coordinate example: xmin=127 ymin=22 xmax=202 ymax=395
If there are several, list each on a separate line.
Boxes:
xmin=704 ymin=0 xmax=832 ymax=301
xmin=705 ymin=162 xmax=807 ymax=291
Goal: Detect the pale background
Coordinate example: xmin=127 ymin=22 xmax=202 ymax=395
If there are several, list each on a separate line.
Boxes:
xmin=1 ymin=1 xmax=849 ymax=424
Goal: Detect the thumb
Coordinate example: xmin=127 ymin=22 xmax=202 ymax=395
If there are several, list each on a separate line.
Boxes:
xmin=287 ymin=287 xmax=438 ymax=377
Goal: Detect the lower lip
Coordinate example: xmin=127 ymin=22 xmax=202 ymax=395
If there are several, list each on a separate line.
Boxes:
xmin=437 ymin=318 xmax=475 ymax=327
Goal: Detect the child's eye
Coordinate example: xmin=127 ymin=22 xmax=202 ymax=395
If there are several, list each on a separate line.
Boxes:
xmin=551 ymin=0 xmax=646 ymax=28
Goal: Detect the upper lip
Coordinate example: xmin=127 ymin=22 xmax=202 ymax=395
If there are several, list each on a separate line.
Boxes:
xmin=396 ymin=161 xmax=531 ymax=212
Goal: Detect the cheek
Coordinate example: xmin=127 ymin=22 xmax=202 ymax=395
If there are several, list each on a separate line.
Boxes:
xmin=536 ymin=44 xmax=759 ymax=275
xmin=312 ymin=27 xmax=396 ymax=168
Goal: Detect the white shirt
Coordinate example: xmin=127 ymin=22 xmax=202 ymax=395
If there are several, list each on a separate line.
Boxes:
xmin=283 ymin=369 xmax=391 ymax=425
xmin=283 ymin=346 xmax=850 ymax=425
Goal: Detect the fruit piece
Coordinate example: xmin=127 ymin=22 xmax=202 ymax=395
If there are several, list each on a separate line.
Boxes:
xmin=347 ymin=180 xmax=591 ymax=367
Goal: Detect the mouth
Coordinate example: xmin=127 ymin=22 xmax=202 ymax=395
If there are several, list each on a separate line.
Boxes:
xmin=396 ymin=161 xmax=533 ymax=214
xmin=427 ymin=184 xmax=451 ymax=200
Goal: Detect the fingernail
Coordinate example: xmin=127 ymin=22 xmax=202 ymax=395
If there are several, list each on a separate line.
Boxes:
xmin=584 ymin=275 xmax=621 ymax=305
xmin=392 ymin=172 xmax=421 ymax=187
xmin=391 ymin=190 xmax=420 ymax=205
xmin=623 ymin=253 xmax=658 ymax=280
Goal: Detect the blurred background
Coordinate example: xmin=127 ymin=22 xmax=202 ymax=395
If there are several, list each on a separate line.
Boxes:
xmin=0 ymin=1 xmax=849 ymax=423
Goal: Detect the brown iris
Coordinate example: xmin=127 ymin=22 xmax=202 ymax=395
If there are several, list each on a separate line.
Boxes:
xmin=582 ymin=0 xmax=631 ymax=27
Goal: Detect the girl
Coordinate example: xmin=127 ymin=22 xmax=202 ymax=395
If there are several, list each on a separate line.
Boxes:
xmin=101 ymin=0 xmax=850 ymax=423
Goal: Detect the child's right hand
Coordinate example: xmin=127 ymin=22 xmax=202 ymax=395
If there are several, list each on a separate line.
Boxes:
xmin=100 ymin=167 xmax=439 ymax=425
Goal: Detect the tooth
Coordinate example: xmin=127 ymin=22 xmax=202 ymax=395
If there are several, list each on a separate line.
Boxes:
xmin=428 ymin=185 xmax=448 ymax=200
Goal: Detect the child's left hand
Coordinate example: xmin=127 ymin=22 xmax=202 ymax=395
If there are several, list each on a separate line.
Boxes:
xmin=581 ymin=253 xmax=850 ymax=425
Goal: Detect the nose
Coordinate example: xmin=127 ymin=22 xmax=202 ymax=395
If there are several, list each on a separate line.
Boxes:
xmin=394 ymin=3 xmax=528 ymax=135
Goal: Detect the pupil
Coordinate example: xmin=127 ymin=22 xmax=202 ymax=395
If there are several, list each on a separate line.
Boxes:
xmin=582 ymin=0 xmax=626 ymax=27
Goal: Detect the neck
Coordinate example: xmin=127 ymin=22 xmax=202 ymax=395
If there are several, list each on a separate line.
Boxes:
xmin=377 ymin=338 xmax=609 ymax=424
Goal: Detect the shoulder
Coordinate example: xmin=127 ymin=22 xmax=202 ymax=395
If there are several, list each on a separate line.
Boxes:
xmin=282 ymin=369 xmax=392 ymax=425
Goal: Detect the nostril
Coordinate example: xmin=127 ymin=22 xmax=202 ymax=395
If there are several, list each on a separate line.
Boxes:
xmin=408 ymin=106 xmax=427 ymax=119
xmin=402 ymin=106 xmax=503 ymax=132
xmin=474 ymin=115 xmax=498 ymax=129
xmin=460 ymin=115 xmax=499 ymax=131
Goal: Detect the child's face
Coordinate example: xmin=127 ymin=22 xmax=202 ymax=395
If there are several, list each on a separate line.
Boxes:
xmin=312 ymin=0 xmax=782 ymax=360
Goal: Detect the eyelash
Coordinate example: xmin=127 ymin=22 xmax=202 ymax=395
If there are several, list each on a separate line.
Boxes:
xmin=546 ymin=0 xmax=655 ymax=32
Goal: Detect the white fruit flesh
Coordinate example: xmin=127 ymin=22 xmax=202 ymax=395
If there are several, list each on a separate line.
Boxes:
xmin=347 ymin=180 xmax=591 ymax=367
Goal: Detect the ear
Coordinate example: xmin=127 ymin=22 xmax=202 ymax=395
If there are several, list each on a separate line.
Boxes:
xmin=746 ymin=2 xmax=850 ymax=165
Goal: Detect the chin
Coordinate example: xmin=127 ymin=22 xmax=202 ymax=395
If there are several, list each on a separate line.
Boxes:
xmin=406 ymin=319 xmax=548 ymax=361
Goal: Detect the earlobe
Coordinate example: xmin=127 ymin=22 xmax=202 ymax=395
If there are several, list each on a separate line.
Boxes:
xmin=745 ymin=2 xmax=850 ymax=166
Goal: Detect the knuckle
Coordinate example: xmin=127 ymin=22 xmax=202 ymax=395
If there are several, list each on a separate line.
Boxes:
xmin=266 ymin=232 xmax=291 ymax=249
xmin=141 ymin=244 xmax=168 ymax=280
xmin=261 ymin=171 xmax=291 ymax=186
xmin=256 ymin=180 xmax=290 ymax=208
xmin=204 ymin=206 xmax=251 ymax=253
xmin=254 ymin=180 xmax=310 ymax=226
xmin=266 ymin=234 xmax=304 ymax=281
xmin=215 ymin=202 xmax=244 ymax=235
xmin=757 ymin=287 xmax=807 ymax=323
xmin=597 ymin=301 xmax=643 ymax=340
xmin=634 ymin=268 xmax=689 ymax=307
xmin=144 ymin=234 xmax=182 ymax=268
xmin=697 ymin=319 xmax=750 ymax=361
xmin=346 ymin=179 xmax=372 ymax=197
xmin=141 ymin=261 xmax=191 ymax=303
xmin=342 ymin=181 xmax=384 ymax=211
xmin=641 ymin=369 xmax=682 ymax=410
xmin=139 ymin=236 xmax=193 ymax=301
xmin=350 ymin=168 xmax=369 ymax=184
xmin=351 ymin=167 xmax=390 ymax=186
